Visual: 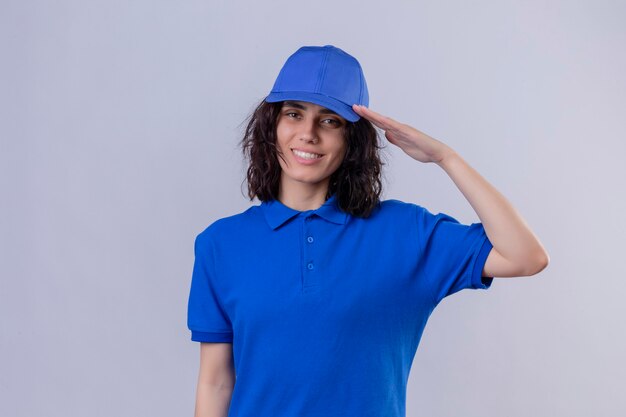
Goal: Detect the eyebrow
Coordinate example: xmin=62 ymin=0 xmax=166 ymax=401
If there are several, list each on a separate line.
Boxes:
xmin=282 ymin=100 xmax=340 ymax=116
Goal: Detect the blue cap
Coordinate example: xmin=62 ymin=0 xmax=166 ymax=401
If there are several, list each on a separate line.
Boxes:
xmin=265 ymin=45 xmax=369 ymax=122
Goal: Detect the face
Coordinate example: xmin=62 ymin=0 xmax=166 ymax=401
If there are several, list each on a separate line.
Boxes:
xmin=275 ymin=100 xmax=348 ymax=195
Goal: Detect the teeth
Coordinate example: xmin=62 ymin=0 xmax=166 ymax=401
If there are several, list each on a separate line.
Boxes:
xmin=293 ymin=149 xmax=322 ymax=159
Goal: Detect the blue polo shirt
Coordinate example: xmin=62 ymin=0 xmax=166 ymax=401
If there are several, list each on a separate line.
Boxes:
xmin=187 ymin=193 xmax=494 ymax=417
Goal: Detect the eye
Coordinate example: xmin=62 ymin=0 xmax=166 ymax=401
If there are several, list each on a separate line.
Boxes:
xmin=284 ymin=111 xmax=300 ymax=118
xmin=323 ymin=118 xmax=342 ymax=126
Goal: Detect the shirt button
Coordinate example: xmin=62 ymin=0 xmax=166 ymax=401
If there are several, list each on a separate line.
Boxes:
xmin=307 ymin=236 xmax=314 ymax=243
xmin=307 ymin=262 xmax=314 ymax=270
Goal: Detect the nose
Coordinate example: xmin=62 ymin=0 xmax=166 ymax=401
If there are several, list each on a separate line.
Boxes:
xmin=300 ymin=135 xmax=318 ymax=144
xmin=299 ymin=118 xmax=319 ymax=143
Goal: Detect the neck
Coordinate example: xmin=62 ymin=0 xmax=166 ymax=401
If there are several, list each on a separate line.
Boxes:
xmin=277 ymin=183 xmax=330 ymax=212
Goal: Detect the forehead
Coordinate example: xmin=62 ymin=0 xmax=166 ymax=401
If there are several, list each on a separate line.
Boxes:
xmin=282 ymin=100 xmax=340 ymax=116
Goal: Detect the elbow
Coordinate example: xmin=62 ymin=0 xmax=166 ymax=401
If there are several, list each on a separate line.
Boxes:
xmin=526 ymin=251 xmax=550 ymax=276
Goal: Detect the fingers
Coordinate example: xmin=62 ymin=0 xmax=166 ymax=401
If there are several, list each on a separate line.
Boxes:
xmin=352 ymin=104 xmax=397 ymax=131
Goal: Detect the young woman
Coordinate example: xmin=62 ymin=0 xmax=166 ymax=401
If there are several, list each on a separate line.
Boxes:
xmin=187 ymin=45 xmax=549 ymax=417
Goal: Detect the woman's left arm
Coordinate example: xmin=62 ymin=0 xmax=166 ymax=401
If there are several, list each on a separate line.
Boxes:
xmin=352 ymin=104 xmax=550 ymax=278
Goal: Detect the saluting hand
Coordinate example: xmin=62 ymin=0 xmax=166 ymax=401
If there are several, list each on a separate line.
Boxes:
xmin=352 ymin=104 xmax=453 ymax=164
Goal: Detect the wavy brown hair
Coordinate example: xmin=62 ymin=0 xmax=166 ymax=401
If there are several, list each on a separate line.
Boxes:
xmin=239 ymin=97 xmax=386 ymax=218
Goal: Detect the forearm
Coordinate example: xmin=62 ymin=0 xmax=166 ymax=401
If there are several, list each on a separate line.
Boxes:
xmin=194 ymin=381 xmax=234 ymax=417
xmin=436 ymin=150 xmax=549 ymax=271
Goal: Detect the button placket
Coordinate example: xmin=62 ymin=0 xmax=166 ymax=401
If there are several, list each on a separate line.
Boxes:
xmin=302 ymin=214 xmax=317 ymax=289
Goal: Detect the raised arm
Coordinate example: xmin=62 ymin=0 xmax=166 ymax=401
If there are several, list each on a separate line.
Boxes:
xmin=352 ymin=104 xmax=550 ymax=278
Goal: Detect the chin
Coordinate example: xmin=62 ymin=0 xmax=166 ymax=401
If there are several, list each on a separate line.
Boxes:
xmin=282 ymin=172 xmax=329 ymax=185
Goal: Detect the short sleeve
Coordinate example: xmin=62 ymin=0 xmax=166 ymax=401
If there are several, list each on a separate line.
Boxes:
xmin=415 ymin=205 xmax=494 ymax=306
xmin=187 ymin=232 xmax=233 ymax=343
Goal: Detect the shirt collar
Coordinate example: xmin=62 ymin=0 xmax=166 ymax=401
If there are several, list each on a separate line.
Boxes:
xmin=261 ymin=193 xmax=348 ymax=230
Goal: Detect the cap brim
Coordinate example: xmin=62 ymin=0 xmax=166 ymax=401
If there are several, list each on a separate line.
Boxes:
xmin=265 ymin=91 xmax=360 ymax=122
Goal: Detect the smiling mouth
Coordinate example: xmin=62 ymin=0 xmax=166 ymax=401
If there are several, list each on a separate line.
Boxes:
xmin=291 ymin=149 xmax=324 ymax=160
